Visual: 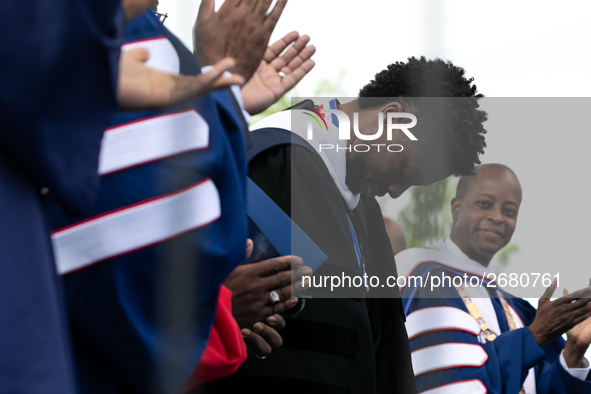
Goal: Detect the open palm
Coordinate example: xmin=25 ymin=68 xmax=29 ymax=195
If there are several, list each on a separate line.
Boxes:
xmin=563 ymin=286 xmax=591 ymax=348
xmin=242 ymin=31 xmax=316 ymax=115
xmin=567 ymin=312 xmax=591 ymax=348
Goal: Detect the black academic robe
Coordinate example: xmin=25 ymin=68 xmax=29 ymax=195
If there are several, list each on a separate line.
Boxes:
xmin=198 ymin=143 xmax=417 ymax=393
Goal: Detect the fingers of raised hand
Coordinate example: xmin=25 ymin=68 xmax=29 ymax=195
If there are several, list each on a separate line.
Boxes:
xmin=220 ymin=0 xmax=244 ymax=12
xmin=569 ymin=309 xmax=591 ymax=331
xmin=197 ymin=0 xmax=215 ymax=23
xmin=540 ymin=278 xmax=558 ymax=302
xmin=263 ymin=0 xmax=287 ymax=29
xmin=277 ymin=59 xmax=315 ymax=93
xmin=269 ymin=34 xmax=311 ymax=68
xmin=269 ymin=39 xmax=315 ymax=75
xmin=555 ymin=281 xmax=591 ymax=308
xmin=264 ymin=31 xmax=300 ymax=63
xmin=280 ymin=44 xmax=316 ymax=73
xmin=565 ymin=282 xmax=591 ymax=300
xmin=180 ymin=57 xmax=244 ymax=94
xmin=176 ymin=71 xmax=242 ymax=103
xmin=255 ymin=0 xmax=274 ymax=15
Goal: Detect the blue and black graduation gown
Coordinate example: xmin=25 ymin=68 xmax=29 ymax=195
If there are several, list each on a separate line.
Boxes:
xmin=397 ymin=241 xmax=591 ymax=394
xmin=0 ymin=1 xmax=122 ymax=393
xmin=199 ymin=104 xmax=417 ymax=394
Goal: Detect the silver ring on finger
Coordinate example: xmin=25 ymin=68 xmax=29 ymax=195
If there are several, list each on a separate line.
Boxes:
xmin=269 ymin=290 xmax=280 ymax=305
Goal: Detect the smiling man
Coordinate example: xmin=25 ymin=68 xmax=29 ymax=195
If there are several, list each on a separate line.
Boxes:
xmin=397 ymin=164 xmax=591 ymax=394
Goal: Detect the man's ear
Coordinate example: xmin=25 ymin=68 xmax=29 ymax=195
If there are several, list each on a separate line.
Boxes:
xmin=451 ymin=197 xmax=462 ymax=221
xmin=382 ymin=102 xmax=404 ymax=113
xmin=380 ymin=102 xmax=404 ymax=126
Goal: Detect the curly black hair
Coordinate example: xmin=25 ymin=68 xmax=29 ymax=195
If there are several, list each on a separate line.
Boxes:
xmin=358 ymin=56 xmax=487 ymax=176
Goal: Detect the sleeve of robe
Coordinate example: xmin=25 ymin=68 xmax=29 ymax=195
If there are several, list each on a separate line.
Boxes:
xmin=180 ymin=285 xmax=247 ymax=391
xmin=0 ymin=2 xmax=121 ymax=393
xmin=403 ymin=266 xmax=591 ymax=394
xmin=48 ymin=12 xmax=248 ymax=394
xmin=0 ymin=0 xmax=122 ymax=215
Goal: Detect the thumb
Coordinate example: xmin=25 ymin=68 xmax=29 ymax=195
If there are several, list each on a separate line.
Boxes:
xmin=540 ymin=278 xmax=558 ymax=302
xmin=199 ymin=57 xmax=239 ymax=83
xmin=124 ymin=47 xmax=150 ymax=63
xmin=191 ymin=57 xmax=245 ymax=92
xmin=245 ymin=238 xmax=254 ymax=260
xmin=169 ymin=58 xmax=243 ymax=104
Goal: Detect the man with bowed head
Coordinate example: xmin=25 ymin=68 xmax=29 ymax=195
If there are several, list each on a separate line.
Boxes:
xmin=397 ymin=163 xmax=591 ymax=394
xmin=202 ymin=57 xmax=489 ymax=393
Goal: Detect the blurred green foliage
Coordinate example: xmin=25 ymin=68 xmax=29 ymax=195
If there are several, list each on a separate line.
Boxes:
xmin=397 ymin=177 xmax=457 ymax=248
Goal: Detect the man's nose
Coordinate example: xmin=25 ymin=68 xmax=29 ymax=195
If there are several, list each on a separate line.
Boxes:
xmin=488 ymin=207 xmax=504 ymax=223
xmin=388 ymin=184 xmax=409 ymax=199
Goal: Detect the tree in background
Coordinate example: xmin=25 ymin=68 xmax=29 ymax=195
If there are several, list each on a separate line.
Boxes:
xmin=488 ymin=243 xmax=519 ymax=275
xmin=397 ymin=177 xmax=456 ymax=248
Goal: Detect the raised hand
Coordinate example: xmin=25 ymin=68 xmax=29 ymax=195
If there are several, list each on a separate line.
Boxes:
xmin=117 ymin=48 xmax=244 ymax=110
xmin=528 ymin=279 xmax=591 ymax=348
xmin=193 ymin=0 xmax=287 ymax=82
xmin=563 ymin=285 xmax=591 ymax=368
xmin=241 ymin=31 xmax=316 ymax=115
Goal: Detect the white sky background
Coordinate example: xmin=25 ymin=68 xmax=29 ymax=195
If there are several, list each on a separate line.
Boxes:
xmin=158 ymin=0 xmax=591 ymax=97
xmin=158 ymin=0 xmax=591 ymax=357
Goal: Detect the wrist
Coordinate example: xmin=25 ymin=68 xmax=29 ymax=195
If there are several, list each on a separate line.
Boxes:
xmin=564 ymin=340 xmax=589 ymax=368
xmin=528 ymin=324 xmax=549 ymax=348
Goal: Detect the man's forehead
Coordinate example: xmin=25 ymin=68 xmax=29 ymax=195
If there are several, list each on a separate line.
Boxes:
xmin=466 ymin=167 xmax=522 ymax=200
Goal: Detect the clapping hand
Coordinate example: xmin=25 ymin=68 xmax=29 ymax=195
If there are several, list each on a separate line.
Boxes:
xmin=193 ymin=0 xmax=287 ymax=82
xmin=241 ymin=31 xmax=316 ymax=115
xmin=563 ymin=284 xmax=591 ymax=368
xmin=118 ymin=48 xmax=244 ymax=110
xmin=529 ymin=279 xmax=591 ymax=348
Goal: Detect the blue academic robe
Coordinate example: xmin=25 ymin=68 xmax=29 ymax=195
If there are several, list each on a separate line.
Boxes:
xmin=48 ymin=12 xmax=247 ymax=394
xmin=400 ymin=256 xmax=591 ymax=394
xmin=0 ymin=1 xmax=122 ymax=393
